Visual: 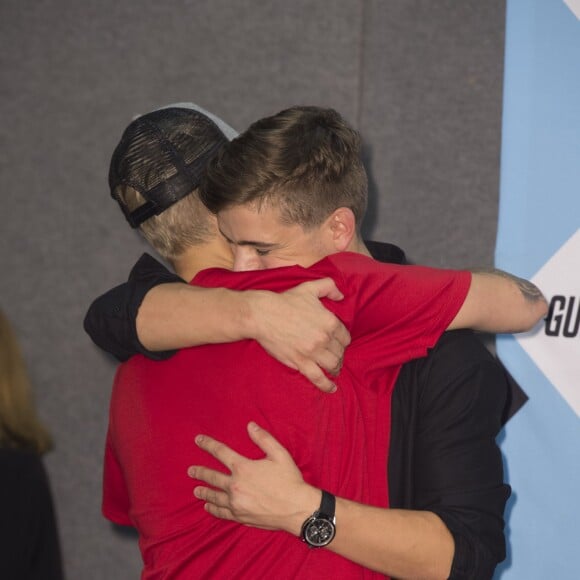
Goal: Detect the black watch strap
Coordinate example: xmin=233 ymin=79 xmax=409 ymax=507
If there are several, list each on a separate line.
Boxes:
xmin=300 ymin=490 xmax=337 ymax=548
xmin=319 ymin=490 xmax=336 ymax=519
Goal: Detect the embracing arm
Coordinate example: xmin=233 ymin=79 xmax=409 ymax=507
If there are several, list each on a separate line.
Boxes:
xmin=448 ymin=269 xmax=547 ymax=333
xmin=331 ymin=500 xmax=453 ymax=578
xmin=83 ymin=254 xmax=183 ymax=362
xmin=190 ymin=423 xmax=454 ymax=579
xmin=139 ymin=277 xmax=351 ymax=390
xmin=84 ymin=253 xmax=350 ymax=390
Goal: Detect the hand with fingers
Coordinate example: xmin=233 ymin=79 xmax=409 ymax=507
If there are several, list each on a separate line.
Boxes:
xmin=250 ymin=278 xmax=351 ymax=393
xmin=188 ymin=422 xmax=321 ymax=536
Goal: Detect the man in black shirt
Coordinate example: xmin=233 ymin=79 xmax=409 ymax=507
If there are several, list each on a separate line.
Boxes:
xmin=87 ymin=104 xmax=516 ymax=578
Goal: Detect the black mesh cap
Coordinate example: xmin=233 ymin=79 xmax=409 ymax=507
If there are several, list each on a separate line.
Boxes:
xmin=109 ymin=107 xmax=229 ymax=228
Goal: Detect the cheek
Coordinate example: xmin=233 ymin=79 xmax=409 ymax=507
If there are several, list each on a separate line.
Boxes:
xmin=260 ymin=256 xmax=283 ymax=269
xmin=220 ymin=238 xmax=234 ymax=256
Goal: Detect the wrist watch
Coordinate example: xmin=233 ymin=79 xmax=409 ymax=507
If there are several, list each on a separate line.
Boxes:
xmin=300 ymin=490 xmax=336 ymax=548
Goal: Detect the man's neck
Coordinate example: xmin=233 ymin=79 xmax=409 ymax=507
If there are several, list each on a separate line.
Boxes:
xmin=347 ymin=235 xmax=373 ymax=258
xmin=171 ymin=243 xmax=233 ymax=282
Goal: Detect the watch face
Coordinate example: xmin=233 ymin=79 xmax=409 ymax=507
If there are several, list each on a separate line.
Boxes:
xmin=304 ymin=518 xmax=336 ymax=547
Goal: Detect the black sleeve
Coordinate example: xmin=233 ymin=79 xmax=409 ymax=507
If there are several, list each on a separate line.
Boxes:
xmin=83 ymin=253 xmax=186 ymax=362
xmin=389 ymin=330 xmax=511 ymax=580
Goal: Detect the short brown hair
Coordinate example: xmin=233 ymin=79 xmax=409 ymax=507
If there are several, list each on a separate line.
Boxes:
xmin=115 ymin=185 xmax=215 ymax=260
xmin=201 ymin=106 xmax=368 ymax=229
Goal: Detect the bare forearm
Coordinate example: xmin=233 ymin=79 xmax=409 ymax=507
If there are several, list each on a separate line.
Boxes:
xmin=281 ymin=489 xmax=453 ymax=579
xmin=328 ymin=500 xmax=453 ymax=579
xmin=192 ymin=427 xmax=454 ymax=579
xmin=136 ymin=283 xmax=259 ymax=350
xmin=136 ymin=280 xmax=349 ymax=391
xmin=449 ymin=269 xmax=548 ymax=333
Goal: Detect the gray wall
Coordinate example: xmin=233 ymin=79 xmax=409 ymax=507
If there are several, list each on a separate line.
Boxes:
xmin=0 ymin=1 xmax=505 ymax=578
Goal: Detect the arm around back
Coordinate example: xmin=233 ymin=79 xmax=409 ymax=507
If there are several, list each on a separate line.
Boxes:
xmin=448 ymin=270 xmax=547 ymax=333
xmin=83 ymin=253 xmax=182 ymax=362
xmin=83 ymin=253 xmax=351 ymax=391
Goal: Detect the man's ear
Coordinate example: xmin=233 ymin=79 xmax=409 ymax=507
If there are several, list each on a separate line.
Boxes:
xmin=325 ymin=207 xmax=357 ymax=251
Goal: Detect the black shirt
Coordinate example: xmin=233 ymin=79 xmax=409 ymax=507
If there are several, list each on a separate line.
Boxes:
xmin=84 ymin=246 xmax=510 ymax=579
xmin=0 ymin=448 xmax=64 ymax=580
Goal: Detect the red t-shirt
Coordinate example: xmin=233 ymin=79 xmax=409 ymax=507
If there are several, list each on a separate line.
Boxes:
xmin=103 ymin=252 xmax=470 ymax=579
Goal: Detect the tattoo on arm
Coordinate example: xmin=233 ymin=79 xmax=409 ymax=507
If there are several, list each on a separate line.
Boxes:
xmin=472 ymin=268 xmax=545 ymax=303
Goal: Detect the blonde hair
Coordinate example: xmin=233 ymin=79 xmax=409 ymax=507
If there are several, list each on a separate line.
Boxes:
xmin=0 ymin=309 xmax=53 ymax=454
xmin=118 ymin=185 xmax=215 ymax=260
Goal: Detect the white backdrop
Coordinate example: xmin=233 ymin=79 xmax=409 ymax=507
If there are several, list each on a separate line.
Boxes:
xmin=495 ymin=1 xmax=580 ymax=578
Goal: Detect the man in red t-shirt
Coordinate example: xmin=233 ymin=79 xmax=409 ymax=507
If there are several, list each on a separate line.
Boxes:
xmin=104 ymin=253 xmax=471 ymax=579
xmin=102 ymin=106 xmax=546 ymax=578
